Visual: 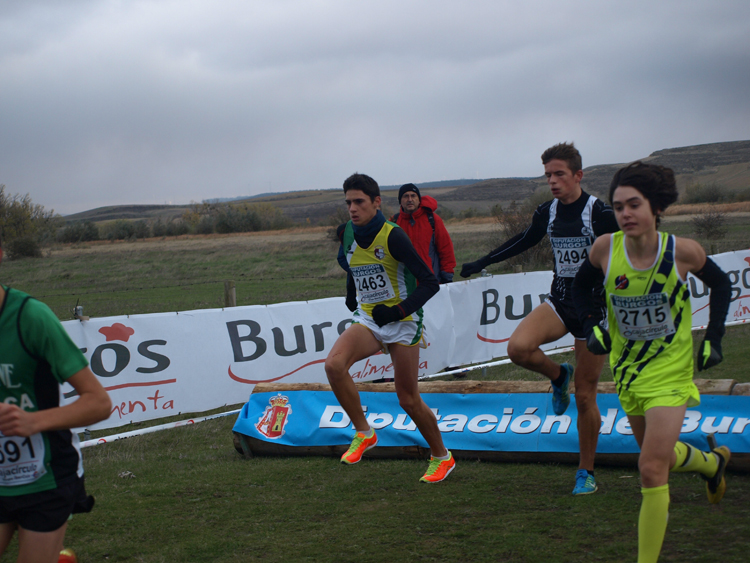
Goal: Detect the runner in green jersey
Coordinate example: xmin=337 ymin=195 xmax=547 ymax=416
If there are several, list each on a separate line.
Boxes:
xmin=0 ymin=236 xmax=111 ymax=562
xmin=326 ymin=173 xmax=454 ymax=483
xmin=572 ymin=162 xmax=732 ymax=563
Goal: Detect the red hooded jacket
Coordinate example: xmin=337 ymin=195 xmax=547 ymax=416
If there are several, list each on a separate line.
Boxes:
xmin=391 ymin=195 xmax=456 ymax=283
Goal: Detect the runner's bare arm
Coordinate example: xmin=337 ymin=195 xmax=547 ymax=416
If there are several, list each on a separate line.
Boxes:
xmin=0 ymin=367 xmax=111 ymax=437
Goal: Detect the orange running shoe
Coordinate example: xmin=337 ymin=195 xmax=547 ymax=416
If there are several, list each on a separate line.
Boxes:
xmin=420 ymin=452 xmax=456 ymax=483
xmin=340 ymin=431 xmax=378 ymax=464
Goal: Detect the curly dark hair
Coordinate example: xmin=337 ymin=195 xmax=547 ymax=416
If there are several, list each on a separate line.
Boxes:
xmin=541 ymin=142 xmax=582 ymax=174
xmin=609 ymin=161 xmax=678 ymax=227
xmin=343 ymin=173 xmax=380 ymax=202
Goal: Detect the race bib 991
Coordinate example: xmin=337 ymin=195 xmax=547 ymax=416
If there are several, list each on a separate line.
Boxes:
xmin=611 ymin=293 xmax=676 ymax=341
xmin=0 ymin=431 xmax=46 ymax=486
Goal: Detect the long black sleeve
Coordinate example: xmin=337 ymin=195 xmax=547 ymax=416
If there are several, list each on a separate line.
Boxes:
xmin=482 ymin=206 xmax=549 ymax=266
xmin=387 ymin=227 xmax=439 ymax=317
xmin=693 ymin=257 xmax=731 ymax=343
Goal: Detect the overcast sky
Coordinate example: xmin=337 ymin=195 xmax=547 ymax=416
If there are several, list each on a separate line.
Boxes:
xmin=1 ymin=1 xmax=749 ymax=215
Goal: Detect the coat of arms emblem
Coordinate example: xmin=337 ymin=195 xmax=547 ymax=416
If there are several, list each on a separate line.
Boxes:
xmin=255 ymin=394 xmax=292 ymax=439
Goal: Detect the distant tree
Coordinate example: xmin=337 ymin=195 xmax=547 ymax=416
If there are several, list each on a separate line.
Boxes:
xmin=101 ymin=220 xmax=135 ymax=241
xmin=213 ymin=202 xmax=291 ymax=234
xmin=682 ymin=182 xmax=725 ymax=204
xmin=0 ymin=185 xmax=59 ymax=248
xmin=182 ymin=202 xmax=216 ymax=234
xmin=6 ymin=236 xmax=43 ymax=259
xmin=165 ymin=219 xmax=189 ymax=237
xmin=57 ymin=221 xmax=100 ymax=243
xmin=130 ymin=220 xmax=149 ymax=239
xmin=691 ymin=211 xmax=727 ymax=241
xmin=489 ymin=199 xmax=552 ymax=271
xmin=324 ymin=205 xmax=351 ymax=242
xmin=151 ymin=218 xmax=167 ymax=237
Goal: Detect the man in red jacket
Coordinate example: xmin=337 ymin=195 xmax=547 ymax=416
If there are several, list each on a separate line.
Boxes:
xmin=392 ymin=184 xmax=456 ymax=284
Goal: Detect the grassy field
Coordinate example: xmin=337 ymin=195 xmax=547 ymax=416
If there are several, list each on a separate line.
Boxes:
xmin=1 ymin=217 xmax=749 ymax=562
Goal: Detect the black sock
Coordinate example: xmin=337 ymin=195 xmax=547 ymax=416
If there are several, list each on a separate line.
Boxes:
xmin=551 ymin=365 xmax=567 ymax=388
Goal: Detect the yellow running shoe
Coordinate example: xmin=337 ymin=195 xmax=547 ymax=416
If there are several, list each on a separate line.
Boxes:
xmin=420 ymin=452 xmax=455 ymax=483
xmin=340 ymin=431 xmax=378 ymax=464
xmin=704 ymin=445 xmax=731 ymax=504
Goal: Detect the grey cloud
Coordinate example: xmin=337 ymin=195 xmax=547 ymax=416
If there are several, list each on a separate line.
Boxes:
xmin=1 ymin=0 xmax=749 ymax=214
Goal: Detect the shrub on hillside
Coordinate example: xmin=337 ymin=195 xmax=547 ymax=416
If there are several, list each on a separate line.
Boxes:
xmin=213 ymin=202 xmax=291 ymax=234
xmin=133 ymin=220 xmax=151 ymax=239
xmin=488 ymin=200 xmax=551 ymax=271
xmin=324 ymin=206 xmax=351 ymax=242
xmin=0 ymin=185 xmax=58 ymax=250
xmin=691 ymin=211 xmax=727 ymax=240
xmin=683 ymin=182 xmax=725 ymax=204
xmin=58 ymin=221 xmax=100 ymax=243
xmin=165 ymin=220 xmax=189 ymax=237
xmin=151 ymin=219 xmax=167 ymax=237
xmin=101 ymin=220 xmax=136 ymax=241
xmin=6 ymin=236 xmax=42 ymax=259
xmin=195 ymin=215 xmax=215 ymax=235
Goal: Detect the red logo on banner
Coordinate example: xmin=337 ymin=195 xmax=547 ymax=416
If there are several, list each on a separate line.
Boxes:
xmin=99 ymin=323 xmax=135 ymax=342
xmin=255 ymin=394 xmax=292 ymax=439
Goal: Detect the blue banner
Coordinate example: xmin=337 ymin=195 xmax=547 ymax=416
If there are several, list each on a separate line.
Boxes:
xmin=233 ymin=391 xmax=750 ymax=454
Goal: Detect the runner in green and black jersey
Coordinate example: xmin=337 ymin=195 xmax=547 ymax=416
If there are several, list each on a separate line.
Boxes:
xmin=327 ymin=173 xmax=454 ymax=483
xmin=0 ymin=236 xmax=111 ymax=562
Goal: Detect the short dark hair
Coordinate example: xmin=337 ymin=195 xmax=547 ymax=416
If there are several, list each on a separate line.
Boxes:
xmin=541 ymin=142 xmax=582 ymax=174
xmin=343 ymin=173 xmax=380 ymax=202
xmin=609 ymin=161 xmax=678 ymax=226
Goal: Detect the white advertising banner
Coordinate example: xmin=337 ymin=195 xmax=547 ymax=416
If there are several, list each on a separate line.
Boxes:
xmin=62 ymin=249 xmax=750 ymax=430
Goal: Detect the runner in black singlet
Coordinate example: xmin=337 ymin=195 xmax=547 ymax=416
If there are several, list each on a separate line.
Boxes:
xmin=460 ymin=142 xmax=619 ymax=495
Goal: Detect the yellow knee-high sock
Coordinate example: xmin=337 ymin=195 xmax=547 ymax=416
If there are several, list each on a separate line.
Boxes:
xmin=672 ymin=441 xmax=718 ymax=476
xmin=638 ymin=484 xmax=670 ymax=563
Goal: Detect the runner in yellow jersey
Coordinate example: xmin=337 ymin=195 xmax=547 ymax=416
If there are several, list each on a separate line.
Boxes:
xmin=326 ymin=173 xmax=454 ymax=483
xmin=572 ymin=162 xmax=732 ymax=563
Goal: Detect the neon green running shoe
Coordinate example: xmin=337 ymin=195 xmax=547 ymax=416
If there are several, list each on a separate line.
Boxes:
xmin=420 ymin=452 xmax=455 ymax=483
xmin=340 ymin=431 xmax=378 ymax=464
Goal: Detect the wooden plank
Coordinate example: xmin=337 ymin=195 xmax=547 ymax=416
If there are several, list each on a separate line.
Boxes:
xmin=253 ymin=379 xmax=736 ymax=396
xmin=693 ymin=378 xmax=736 ymax=395
xmin=732 ymin=383 xmax=750 ymax=396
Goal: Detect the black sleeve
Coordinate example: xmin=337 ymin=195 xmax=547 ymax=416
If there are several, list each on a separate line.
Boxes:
xmin=336 ymin=223 xmax=350 ymax=274
xmin=572 ymin=258 xmax=606 ymax=332
xmin=481 ymin=204 xmax=549 ymax=266
xmin=693 ymin=257 xmax=731 ymax=343
xmin=592 ymin=200 xmax=619 ymax=236
xmin=387 ymin=227 xmax=439 ymax=317
xmin=345 ymin=272 xmax=357 ymax=309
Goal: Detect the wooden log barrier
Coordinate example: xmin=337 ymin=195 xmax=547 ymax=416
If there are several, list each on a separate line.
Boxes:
xmin=233 ymin=379 xmax=750 ymax=471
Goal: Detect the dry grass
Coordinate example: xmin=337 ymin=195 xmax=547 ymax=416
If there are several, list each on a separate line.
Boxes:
xmin=664 ymin=201 xmax=750 ymax=216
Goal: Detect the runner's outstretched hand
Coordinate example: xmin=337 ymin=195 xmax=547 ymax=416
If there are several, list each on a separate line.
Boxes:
xmin=460 ymin=260 xmax=486 ymax=278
